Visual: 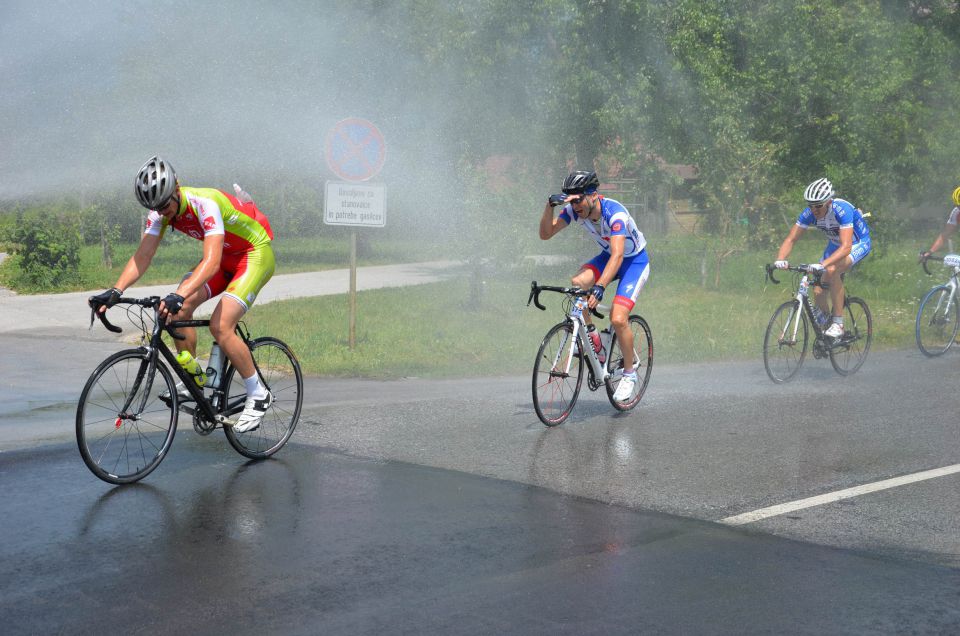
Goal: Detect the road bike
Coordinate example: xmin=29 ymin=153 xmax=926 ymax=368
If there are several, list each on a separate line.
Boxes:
xmin=527 ymin=281 xmax=653 ymax=426
xmin=916 ymin=253 xmax=960 ymax=356
xmin=77 ymin=296 xmax=303 ymax=484
xmin=762 ymin=264 xmax=872 ymax=383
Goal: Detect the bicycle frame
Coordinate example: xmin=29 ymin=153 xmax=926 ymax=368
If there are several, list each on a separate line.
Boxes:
xmin=95 ymin=298 xmax=249 ymax=427
xmin=778 ymin=270 xmax=824 ymax=344
xmin=921 ymin=255 xmax=960 ymax=316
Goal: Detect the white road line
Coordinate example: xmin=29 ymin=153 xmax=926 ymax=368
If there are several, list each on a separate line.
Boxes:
xmin=720 ymin=464 xmax=960 ymax=526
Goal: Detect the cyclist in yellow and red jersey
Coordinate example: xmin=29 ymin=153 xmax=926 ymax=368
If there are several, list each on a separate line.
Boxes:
xmin=89 ymin=156 xmax=276 ymax=433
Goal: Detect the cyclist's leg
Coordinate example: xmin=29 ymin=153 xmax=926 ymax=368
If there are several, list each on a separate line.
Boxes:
xmin=572 ymin=254 xmax=607 ymax=328
xmin=609 ymin=252 xmax=650 ymax=373
xmin=813 ymin=243 xmax=836 ymax=316
xmin=827 ymin=238 xmax=870 ymax=319
xmin=173 ymin=267 xmax=217 ymax=356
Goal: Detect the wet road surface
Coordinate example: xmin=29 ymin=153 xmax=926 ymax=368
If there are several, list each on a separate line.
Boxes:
xmin=3 ymin=440 xmax=960 ymax=635
xmin=1 ymin=332 xmax=960 ymax=633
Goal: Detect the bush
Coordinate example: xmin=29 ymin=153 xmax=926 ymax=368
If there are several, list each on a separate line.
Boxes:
xmin=2 ymin=209 xmax=83 ymax=291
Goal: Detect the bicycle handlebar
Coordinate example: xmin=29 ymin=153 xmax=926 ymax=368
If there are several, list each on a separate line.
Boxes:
xmin=764 ymin=264 xmax=822 ymax=285
xmin=89 ymin=296 xmax=186 ymax=340
xmin=527 ymin=281 xmax=605 ymax=319
xmin=920 ymin=253 xmax=944 ymax=276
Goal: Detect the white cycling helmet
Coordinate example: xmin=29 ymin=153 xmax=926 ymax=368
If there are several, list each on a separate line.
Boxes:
xmin=803 ymin=177 xmax=834 ymax=204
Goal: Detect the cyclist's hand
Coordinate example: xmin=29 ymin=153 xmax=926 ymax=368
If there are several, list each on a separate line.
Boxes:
xmin=588 ymin=284 xmax=605 ymax=308
xmin=807 ymin=263 xmax=824 ymax=274
xmin=160 ymin=292 xmax=185 ymax=319
xmin=89 ymin=288 xmax=121 ymax=313
xmin=919 ymin=250 xmax=931 ymax=264
xmin=548 ymin=193 xmax=567 ymax=208
xmin=774 ymin=260 xmax=788 ymax=270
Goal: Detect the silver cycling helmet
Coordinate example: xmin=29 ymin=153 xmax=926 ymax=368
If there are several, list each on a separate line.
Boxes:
xmin=803 ymin=177 xmax=834 ymax=204
xmin=134 ymin=156 xmax=178 ymax=210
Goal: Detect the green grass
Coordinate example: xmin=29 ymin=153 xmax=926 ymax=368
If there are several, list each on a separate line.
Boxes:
xmin=228 ymin=238 xmax=937 ymax=378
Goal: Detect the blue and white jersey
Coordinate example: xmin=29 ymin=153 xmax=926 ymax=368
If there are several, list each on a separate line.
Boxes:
xmin=558 ymin=196 xmax=646 ymax=257
xmin=796 ymin=198 xmax=870 ymax=245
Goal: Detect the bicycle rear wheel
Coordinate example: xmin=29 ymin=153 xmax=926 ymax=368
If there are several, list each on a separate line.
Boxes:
xmin=916 ymin=285 xmax=959 ymax=357
xmin=763 ymin=300 xmax=809 ymax=383
xmin=76 ymin=349 xmax=178 ymax=484
xmin=605 ymin=315 xmax=653 ymax=411
xmin=222 ymin=337 xmax=303 ymax=458
xmin=830 ymin=297 xmax=872 ymax=375
xmin=532 ymin=321 xmax=584 ymax=426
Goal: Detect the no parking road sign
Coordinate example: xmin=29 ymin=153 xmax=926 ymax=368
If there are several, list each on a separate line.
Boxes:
xmin=324 ymin=118 xmax=386 ymax=182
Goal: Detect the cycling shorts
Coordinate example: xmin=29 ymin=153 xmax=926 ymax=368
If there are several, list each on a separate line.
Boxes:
xmin=581 ymin=249 xmax=650 ymax=311
xmin=188 ymin=243 xmax=276 ymax=311
xmin=823 ymin=238 xmax=871 ymax=266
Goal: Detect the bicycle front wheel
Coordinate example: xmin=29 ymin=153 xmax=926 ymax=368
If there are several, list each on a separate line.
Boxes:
xmin=76 ymin=349 xmax=178 ymax=484
xmin=222 ymin=337 xmax=303 ymax=458
xmin=830 ymin=297 xmax=872 ymax=375
xmin=532 ymin=321 xmax=584 ymax=426
xmin=763 ymin=300 xmax=809 ymax=383
xmin=605 ymin=315 xmax=653 ymax=411
xmin=916 ymin=285 xmax=959 ymax=357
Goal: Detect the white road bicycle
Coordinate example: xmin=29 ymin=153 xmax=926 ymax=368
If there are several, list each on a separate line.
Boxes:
xmin=763 ymin=264 xmax=872 ymax=383
xmin=916 ymin=253 xmax=960 ymax=357
xmin=527 ymin=281 xmax=652 ymax=426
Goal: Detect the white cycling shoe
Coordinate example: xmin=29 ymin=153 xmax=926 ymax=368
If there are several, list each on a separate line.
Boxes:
xmin=613 ymin=372 xmax=639 ymax=402
xmin=824 ymin=322 xmax=844 ymax=339
xmin=233 ymin=391 xmax=273 ymax=433
xmin=160 ymin=381 xmax=192 ymax=401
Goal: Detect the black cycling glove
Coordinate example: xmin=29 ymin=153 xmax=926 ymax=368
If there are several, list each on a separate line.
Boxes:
xmin=589 ymin=284 xmax=605 ymax=302
xmin=548 ymin=193 xmax=567 ymax=208
xmin=89 ymin=287 xmax=122 ymax=309
xmin=162 ymin=292 xmax=185 ymax=315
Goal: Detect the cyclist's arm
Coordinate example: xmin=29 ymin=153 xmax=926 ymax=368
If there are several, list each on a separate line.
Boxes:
xmin=175 ymin=234 xmax=224 ymax=299
xmin=776 ymin=224 xmax=805 ymax=261
xmin=113 ymin=233 xmax=162 ymax=292
xmin=822 ymin=226 xmax=853 ymax=268
xmin=926 ymin=222 xmax=958 ymax=255
xmin=540 ymin=202 xmax=569 ymax=240
xmin=597 ymin=235 xmax=624 ymax=289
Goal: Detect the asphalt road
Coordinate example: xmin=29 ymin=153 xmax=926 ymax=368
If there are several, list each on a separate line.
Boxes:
xmin=1 ymin=271 xmax=959 ymax=633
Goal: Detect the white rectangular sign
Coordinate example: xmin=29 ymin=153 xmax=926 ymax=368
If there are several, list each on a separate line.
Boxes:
xmin=324 ymin=182 xmax=386 ymax=227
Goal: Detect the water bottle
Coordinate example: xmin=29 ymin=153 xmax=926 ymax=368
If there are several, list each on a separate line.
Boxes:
xmin=205 ymin=343 xmax=225 ymax=390
xmin=586 ymin=324 xmax=605 ymax=363
xmin=233 ymin=183 xmax=253 ymax=203
xmin=599 ymin=328 xmax=611 ymax=364
xmin=176 ymin=350 xmax=206 ymax=387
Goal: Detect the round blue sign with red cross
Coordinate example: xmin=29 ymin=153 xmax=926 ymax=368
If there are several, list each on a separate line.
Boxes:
xmin=324 ymin=118 xmax=386 ymax=182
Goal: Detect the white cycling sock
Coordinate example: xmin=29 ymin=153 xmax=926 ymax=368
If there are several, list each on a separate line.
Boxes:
xmin=243 ymin=374 xmax=267 ymax=400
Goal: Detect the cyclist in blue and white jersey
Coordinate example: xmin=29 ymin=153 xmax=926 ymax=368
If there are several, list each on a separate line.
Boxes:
xmin=774 ymin=177 xmax=871 ymax=339
xmin=539 ymin=170 xmax=650 ymax=403
xmin=919 ymin=186 xmax=960 ymax=263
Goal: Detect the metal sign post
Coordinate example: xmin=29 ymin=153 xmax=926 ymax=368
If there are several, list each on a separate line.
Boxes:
xmin=323 ymin=118 xmax=387 ymax=350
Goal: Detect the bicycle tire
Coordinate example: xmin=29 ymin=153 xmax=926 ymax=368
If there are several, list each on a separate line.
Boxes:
xmin=76 ymin=349 xmax=178 ymax=484
xmin=763 ymin=300 xmax=809 ymax=383
xmin=532 ymin=321 xmax=584 ymax=426
xmin=222 ymin=337 xmax=303 ymax=458
xmin=916 ymin=285 xmax=959 ymax=357
xmin=830 ymin=297 xmax=873 ymax=375
xmin=605 ymin=315 xmax=653 ymax=411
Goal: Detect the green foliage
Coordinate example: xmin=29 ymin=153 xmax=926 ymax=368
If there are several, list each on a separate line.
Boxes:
xmin=0 ymin=207 xmax=83 ymax=291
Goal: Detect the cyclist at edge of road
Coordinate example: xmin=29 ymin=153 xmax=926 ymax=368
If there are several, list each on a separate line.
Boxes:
xmin=88 ymin=156 xmax=276 ymax=433
xmin=539 ymin=169 xmax=651 ymax=403
xmin=774 ymin=177 xmax=872 ymax=340
xmin=919 ymin=186 xmax=960 ymax=263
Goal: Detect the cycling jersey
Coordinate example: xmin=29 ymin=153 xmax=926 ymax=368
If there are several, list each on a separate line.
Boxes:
xmin=144 ymin=186 xmax=275 ymax=310
xmin=144 ymin=187 xmax=273 ymax=254
xmin=947 ymin=206 xmax=960 ymax=225
xmin=796 ymin=198 xmax=870 ymax=245
xmin=558 ymin=196 xmax=646 ymax=257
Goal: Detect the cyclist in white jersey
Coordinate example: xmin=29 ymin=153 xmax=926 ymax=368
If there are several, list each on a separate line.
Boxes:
xmin=774 ymin=177 xmax=872 ymax=339
xmin=919 ymin=186 xmax=960 ymax=262
xmin=539 ymin=170 xmax=651 ymax=403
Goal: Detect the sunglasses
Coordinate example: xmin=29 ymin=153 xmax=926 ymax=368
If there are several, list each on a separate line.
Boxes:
xmin=810 ymin=201 xmax=829 ymax=210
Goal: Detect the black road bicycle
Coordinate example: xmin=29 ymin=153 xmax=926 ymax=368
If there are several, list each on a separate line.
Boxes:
xmin=77 ymin=296 xmax=303 ymax=484
xmin=763 ymin=264 xmax=872 ymax=383
xmin=528 ymin=282 xmax=653 ymax=426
